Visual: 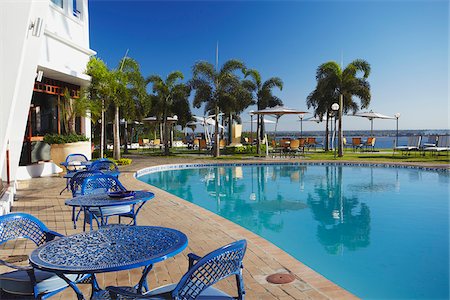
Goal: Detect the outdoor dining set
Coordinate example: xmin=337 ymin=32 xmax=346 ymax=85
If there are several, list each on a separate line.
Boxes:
xmin=0 ymin=154 xmax=247 ymax=300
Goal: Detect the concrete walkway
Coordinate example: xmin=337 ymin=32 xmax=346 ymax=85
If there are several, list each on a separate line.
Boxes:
xmin=4 ymin=155 xmax=371 ymax=299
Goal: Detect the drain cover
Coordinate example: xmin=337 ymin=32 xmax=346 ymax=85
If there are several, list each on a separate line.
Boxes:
xmin=266 ymin=273 xmax=295 ymax=284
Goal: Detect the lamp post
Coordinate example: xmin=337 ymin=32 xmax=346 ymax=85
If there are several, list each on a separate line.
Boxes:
xmin=331 ymin=103 xmax=340 ymax=158
xmin=249 ymin=110 xmax=254 ymax=144
xmin=394 ymin=112 xmax=401 ymax=147
xmin=298 ymin=113 xmax=304 ymax=140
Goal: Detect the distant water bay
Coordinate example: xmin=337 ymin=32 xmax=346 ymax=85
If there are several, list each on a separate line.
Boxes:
xmin=266 ymin=129 xmax=449 ymax=149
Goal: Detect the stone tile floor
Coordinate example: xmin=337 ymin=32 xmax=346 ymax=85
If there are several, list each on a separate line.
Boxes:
xmin=2 ymin=156 xmax=367 ymax=299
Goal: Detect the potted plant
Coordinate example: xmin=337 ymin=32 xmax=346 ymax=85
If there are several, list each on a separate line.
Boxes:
xmin=44 ymin=89 xmax=93 ymax=165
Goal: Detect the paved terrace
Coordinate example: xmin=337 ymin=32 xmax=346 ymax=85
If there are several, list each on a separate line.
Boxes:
xmin=11 ymin=155 xmax=437 ymax=300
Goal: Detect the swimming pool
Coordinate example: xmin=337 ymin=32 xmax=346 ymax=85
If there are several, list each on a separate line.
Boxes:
xmin=137 ymin=163 xmax=449 ymax=299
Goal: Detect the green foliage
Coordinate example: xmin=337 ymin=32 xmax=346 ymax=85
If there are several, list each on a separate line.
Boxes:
xmin=114 ymin=158 xmax=132 ymax=165
xmin=43 ymin=134 xmax=89 ymax=144
xmin=146 ymin=71 xmax=191 ymax=156
xmin=224 ymin=145 xmax=266 ymax=154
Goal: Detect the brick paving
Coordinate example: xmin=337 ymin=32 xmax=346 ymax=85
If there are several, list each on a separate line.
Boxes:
xmin=2 ymin=155 xmax=391 ymax=300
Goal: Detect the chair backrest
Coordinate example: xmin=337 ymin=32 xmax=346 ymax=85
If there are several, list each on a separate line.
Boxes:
xmin=199 ymin=139 xmax=207 ymax=150
xmin=426 ymin=135 xmax=438 ymax=145
xmin=299 ymin=138 xmax=306 ymax=147
xmin=0 ymin=213 xmax=56 ymax=246
xmin=89 ymin=159 xmax=119 ymax=172
xmin=306 ymin=137 xmax=316 ymax=144
xmin=367 ymin=137 xmax=376 ymax=146
xmin=437 ymin=135 xmax=449 ymax=147
xmin=407 ymin=136 xmax=421 ymax=147
xmin=66 ymin=153 xmax=88 ymax=164
xmin=290 ymin=139 xmax=300 ymax=149
xmin=173 ymin=240 xmax=247 ymax=299
xmin=343 ymin=137 xmax=347 ymax=146
xmin=69 ymin=170 xmax=103 ymax=197
xmin=352 ymin=138 xmax=361 ymax=146
xmin=81 ymin=174 xmax=126 ymax=195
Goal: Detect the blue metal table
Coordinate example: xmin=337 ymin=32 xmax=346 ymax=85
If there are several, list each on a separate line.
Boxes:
xmin=29 ymin=225 xmax=188 ymax=300
xmin=65 ymin=191 xmax=154 ymax=231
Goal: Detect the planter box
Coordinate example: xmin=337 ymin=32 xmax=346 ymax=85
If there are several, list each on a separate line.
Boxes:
xmin=50 ymin=141 xmax=92 ymax=170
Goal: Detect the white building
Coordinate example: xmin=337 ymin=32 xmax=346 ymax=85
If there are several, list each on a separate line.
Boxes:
xmin=0 ymin=0 xmax=95 ymax=214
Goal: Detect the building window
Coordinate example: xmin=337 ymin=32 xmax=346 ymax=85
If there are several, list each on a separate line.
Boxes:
xmin=51 ymin=0 xmax=63 ymax=8
xmin=73 ymin=0 xmax=81 ymax=18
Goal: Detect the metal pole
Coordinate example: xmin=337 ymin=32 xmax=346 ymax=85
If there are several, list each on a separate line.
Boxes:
xmin=396 ymin=118 xmax=399 ymax=147
xmin=300 ymin=117 xmax=303 ymax=140
xmin=250 ymin=114 xmax=253 ymax=143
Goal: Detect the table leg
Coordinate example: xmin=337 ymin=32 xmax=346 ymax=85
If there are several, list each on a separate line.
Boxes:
xmin=136 ymin=264 xmax=153 ymax=293
xmin=57 ymin=273 xmax=86 ymax=300
xmin=89 ymin=274 xmax=103 ymax=300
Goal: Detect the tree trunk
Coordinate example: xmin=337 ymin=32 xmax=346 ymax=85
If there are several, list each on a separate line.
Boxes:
xmin=228 ymin=113 xmax=233 ymax=145
xmin=163 ymin=112 xmax=170 ymax=156
xmin=338 ymin=94 xmax=344 ymax=157
xmin=256 ymin=115 xmax=260 ymax=155
xmin=325 ymin=114 xmax=329 ymax=151
xmin=214 ymin=106 xmax=220 ymax=157
xmin=124 ymin=121 xmax=129 ymax=154
xmin=113 ymin=105 xmax=121 ymax=160
xmin=100 ymin=99 xmax=104 ymax=158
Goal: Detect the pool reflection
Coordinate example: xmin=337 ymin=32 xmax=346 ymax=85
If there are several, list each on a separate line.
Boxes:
xmin=144 ymin=165 xmax=371 ymax=253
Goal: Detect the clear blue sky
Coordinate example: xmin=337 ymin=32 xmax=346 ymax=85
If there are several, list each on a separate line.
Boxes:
xmin=89 ymin=0 xmax=448 ymax=131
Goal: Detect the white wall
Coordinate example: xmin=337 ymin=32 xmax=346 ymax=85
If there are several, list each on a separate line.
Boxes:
xmin=0 ymin=0 xmax=48 ymax=181
xmin=1 ymin=0 xmax=95 ymax=185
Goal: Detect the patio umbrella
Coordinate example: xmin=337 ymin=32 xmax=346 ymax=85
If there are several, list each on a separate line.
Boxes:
xmin=253 ymin=105 xmax=309 ymax=134
xmin=353 ymin=110 xmax=396 ymax=136
xmin=253 ymin=106 xmax=308 ymax=156
xmin=244 ymin=118 xmax=276 ymax=124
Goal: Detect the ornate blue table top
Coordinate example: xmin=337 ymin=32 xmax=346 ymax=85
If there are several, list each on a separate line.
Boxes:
xmin=29 ymin=226 xmax=188 ymax=273
xmin=65 ymin=191 xmax=154 ymax=207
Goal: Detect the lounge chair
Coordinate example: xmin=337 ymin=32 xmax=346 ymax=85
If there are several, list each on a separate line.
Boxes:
xmin=423 ymin=135 xmax=450 ymax=155
xmin=288 ymin=139 xmax=303 ymax=156
xmin=351 ymin=138 xmax=362 ymax=152
xmin=361 ymin=137 xmax=376 ymax=152
xmin=0 ymin=213 xmax=89 ymax=299
xmin=107 ymin=240 xmax=247 ymax=300
xmin=393 ymin=136 xmax=422 ymax=155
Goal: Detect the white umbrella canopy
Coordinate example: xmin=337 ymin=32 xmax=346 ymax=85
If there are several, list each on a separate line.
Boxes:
xmin=142 ymin=116 xmax=179 ymax=123
xmin=353 ymin=110 xmax=396 ymax=136
xmin=244 ymin=118 xmax=276 ymax=124
xmin=253 ymin=105 xmax=309 ymax=132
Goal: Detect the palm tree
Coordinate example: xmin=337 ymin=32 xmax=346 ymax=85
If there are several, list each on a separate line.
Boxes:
xmin=306 ymin=87 xmax=337 ymax=151
xmin=118 ymin=58 xmax=148 ymax=154
xmin=191 ymin=59 xmax=246 ymax=157
xmin=147 ymin=71 xmax=191 ymax=156
xmin=244 ymin=69 xmax=283 ymax=154
xmin=310 ymin=60 xmax=371 ymax=156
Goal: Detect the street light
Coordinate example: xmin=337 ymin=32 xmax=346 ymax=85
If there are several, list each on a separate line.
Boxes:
xmin=394 ymin=112 xmax=401 ymax=147
xmin=249 ymin=110 xmax=254 ymax=144
xmin=298 ymin=113 xmax=304 ymax=140
xmin=331 ymin=103 xmax=340 ymax=158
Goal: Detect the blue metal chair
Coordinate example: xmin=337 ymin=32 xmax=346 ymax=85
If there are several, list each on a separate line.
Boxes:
xmin=61 ymin=153 xmax=89 ymax=173
xmin=81 ymin=174 xmax=136 ymax=229
xmin=60 ymin=153 xmax=89 ymax=195
xmin=88 ymin=158 xmax=119 ymax=175
xmin=0 ymin=213 xmax=89 ymax=299
xmin=68 ymin=170 xmax=103 ymax=229
xmin=107 ymin=239 xmax=247 ymax=300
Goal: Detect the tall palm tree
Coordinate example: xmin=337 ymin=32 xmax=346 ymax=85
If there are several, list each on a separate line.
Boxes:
xmin=310 ymin=60 xmax=371 ymax=156
xmin=191 ymin=59 xmax=246 ymax=157
xmin=244 ymin=69 xmax=283 ymax=154
xmin=306 ymin=87 xmax=337 ymax=151
xmin=147 ymin=71 xmax=191 ymax=156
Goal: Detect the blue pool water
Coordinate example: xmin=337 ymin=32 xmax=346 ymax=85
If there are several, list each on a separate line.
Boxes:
xmin=138 ymin=164 xmax=449 ymax=299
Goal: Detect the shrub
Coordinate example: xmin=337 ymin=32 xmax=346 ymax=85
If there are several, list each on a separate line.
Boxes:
xmin=43 ymin=134 xmax=89 ymax=144
xmin=115 ymin=158 xmax=132 ymax=166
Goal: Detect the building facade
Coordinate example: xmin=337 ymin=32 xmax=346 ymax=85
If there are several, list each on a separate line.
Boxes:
xmin=0 ymin=0 xmax=95 ymax=214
